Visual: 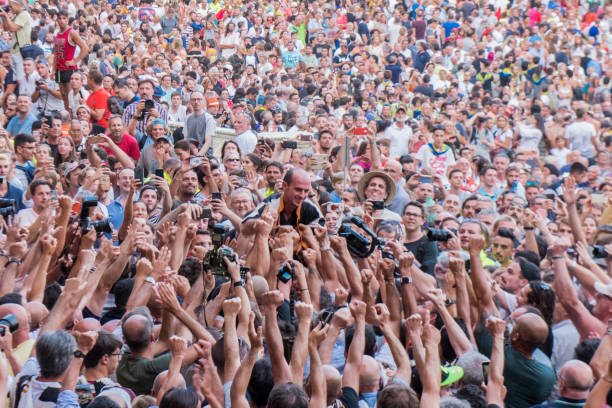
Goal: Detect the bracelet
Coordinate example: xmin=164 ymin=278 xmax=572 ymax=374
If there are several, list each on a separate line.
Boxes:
xmin=320 ymin=245 xmax=331 ymax=251
xmin=308 ymin=268 xmax=317 ymax=274
xmin=524 ymin=227 xmax=535 ymax=230
xmin=298 ymin=288 xmax=309 ymax=292
xmin=551 ymin=255 xmax=564 ymax=260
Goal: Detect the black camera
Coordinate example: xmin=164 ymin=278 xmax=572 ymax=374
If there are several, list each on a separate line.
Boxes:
xmin=277 ymin=263 xmax=294 ymax=283
xmin=0 ymin=314 xmax=18 ymax=336
xmin=203 ymin=223 xmax=237 ymax=275
xmin=78 ymin=196 xmax=113 ymax=235
xmin=0 ymin=198 xmax=16 ymax=217
xmin=35 ymin=79 xmax=45 ymax=87
xmin=0 ymin=6 xmax=10 ymax=13
xmin=144 ymin=99 xmax=155 ymax=110
xmin=338 ymin=216 xmax=384 ymax=258
xmin=427 ymin=228 xmax=457 ymax=242
xmin=592 ymin=245 xmax=609 ymax=259
xmin=371 ymin=200 xmax=385 ymax=210
xmin=281 ymin=140 xmax=298 ymax=149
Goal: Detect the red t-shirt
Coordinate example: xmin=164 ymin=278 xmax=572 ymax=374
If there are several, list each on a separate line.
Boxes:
xmin=104 ymin=133 xmax=140 ymax=160
xmin=86 ymin=88 xmax=111 ymax=128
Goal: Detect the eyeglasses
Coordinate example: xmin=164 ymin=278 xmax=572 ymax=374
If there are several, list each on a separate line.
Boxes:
xmin=225 ymin=158 xmax=240 ymax=162
xmin=403 ymin=212 xmax=422 ymax=218
xmin=526 ymin=181 xmax=539 ymax=187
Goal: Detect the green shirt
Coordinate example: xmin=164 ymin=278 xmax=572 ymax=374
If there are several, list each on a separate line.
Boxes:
xmin=116 ymin=351 xmax=171 ymax=395
xmin=476 ymin=323 xmax=556 ymax=408
xmin=11 ymin=10 xmax=31 ymax=54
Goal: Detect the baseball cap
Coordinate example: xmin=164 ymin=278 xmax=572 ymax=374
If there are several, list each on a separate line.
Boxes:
xmin=208 ymin=98 xmax=220 ymax=107
xmin=594 ymin=281 xmax=612 ymax=298
xmin=441 ymin=365 xmax=464 ymax=387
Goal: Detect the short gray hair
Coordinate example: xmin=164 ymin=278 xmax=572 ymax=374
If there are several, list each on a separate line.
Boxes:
xmin=36 ymin=330 xmax=76 ymax=378
xmin=440 ymin=397 xmax=470 ymax=408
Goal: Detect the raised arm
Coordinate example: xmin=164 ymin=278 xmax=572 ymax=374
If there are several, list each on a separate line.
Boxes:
xmin=343 ymin=300 xmax=366 ymax=392
xmin=550 ymin=236 xmax=605 ymax=338
xmin=156 ymin=336 xmax=188 ymax=407
xmin=564 ymin=176 xmax=587 ymax=246
xmin=485 ymin=317 xmax=507 ymax=407
xmin=261 ymin=290 xmax=292 ymax=383
xmin=468 ymin=235 xmax=496 ymax=316
xmin=419 ymin=324 xmax=442 ymax=408
xmin=330 ymin=236 xmax=364 ymax=300
xmin=222 ymin=297 xmax=242 ymax=383
xmin=230 ymin=313 xmax=262 ymax=408
xmin=373 ymin=304 xmax=412 ymax=384
xmin=427 ymin=288 xmax=473 ymax=357
xmin=308 ymin=322 xmax=329 ymax=408
xmin=290 ymin=302 xmax=313 ymax=384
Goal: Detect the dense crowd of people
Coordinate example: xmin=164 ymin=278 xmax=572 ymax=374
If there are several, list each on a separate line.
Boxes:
xmin=0 ymin=0 xmax=610 ymax=407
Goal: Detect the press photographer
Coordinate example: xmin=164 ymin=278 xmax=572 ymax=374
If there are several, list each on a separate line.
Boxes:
xmin=31 ymin=59 xmax=64 ymax=116
xmin=0 ymin=0 xmax=30 ymax=83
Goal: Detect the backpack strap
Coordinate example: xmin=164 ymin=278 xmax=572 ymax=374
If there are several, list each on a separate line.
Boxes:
xmin=14 ymin=375 xmax=34 ymax=408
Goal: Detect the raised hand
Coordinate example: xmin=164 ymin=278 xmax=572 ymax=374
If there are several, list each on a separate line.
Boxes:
xmin=222 ymin=297 xmax=242 ymax=317
xmin=348 ymin=299 xmax=367 ymax=319
xmin=309 ymin=321 xmax=329 ymax=348
xmin=75 ymin=330 xmax=99 ymax=354
xmin=485 ymin=316 xmax=506 ymax=338
xmin=563 ymin=175 xmax=577 ymax=206
xmin=448 ymin=254 xmax=465 ymax=276
xmin=261 ymin=290 xmax=284 ymax=310
xmin=399 ymin=252 xmax=414 ymax=276
xmin=157 ymin=282 xmax=181 ymax=313
xmin=294 ymin=301 xmax=313 ymax=322
xmin=469 ymin=235 xmax=486 ymax=254
xmin=169 ymin=335 xmax=188 ymax=358
xmin=372 ymin=303 xmax=390 ymax=328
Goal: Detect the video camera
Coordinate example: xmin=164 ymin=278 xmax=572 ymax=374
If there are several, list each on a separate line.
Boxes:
xmin=203 ymin=223 xmax=237 ymax=275
xmin=79 ymin=196 xmax=113 ymax=235
xmin=338 ymin=216 xmax=384 ymax=258
xmin=0 ymin=198 xmax=16 ymax=217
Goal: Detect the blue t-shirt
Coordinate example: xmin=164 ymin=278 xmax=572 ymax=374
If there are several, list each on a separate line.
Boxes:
xmin=3 ymin=183 xmax=25 ymax=212
xmin=6 ymin=113 xmax=37 ymax=136
xmin=442 ymin=21 xmax=460 ymax=38
xmin=281 ymin=51 xmax=303 ymax=69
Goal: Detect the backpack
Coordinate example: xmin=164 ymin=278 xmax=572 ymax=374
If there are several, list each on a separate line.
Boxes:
xmin=11 ymin=375 xmax=60 ymax=408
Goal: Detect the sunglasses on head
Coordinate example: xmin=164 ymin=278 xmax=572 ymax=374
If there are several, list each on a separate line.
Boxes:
xmin=526 ymin=181 xmax=539 ymax=187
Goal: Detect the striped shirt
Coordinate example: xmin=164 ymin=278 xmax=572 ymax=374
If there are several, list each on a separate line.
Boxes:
xmin=122 ymin=100 xmax=168 ymax=136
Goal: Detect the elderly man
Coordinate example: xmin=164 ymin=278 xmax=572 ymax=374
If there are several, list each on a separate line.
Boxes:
xmin=233 ymin=112 xmax=257 ymax=155
xmin=383 ymin=160 xmax=411 ymax=216
xmin=531 ymin=360 xmax=592 ymax=407
xmin=184 ymin=91 xmax=216 ymax=157
xmin=212 ymin=188 xmax=256 ymax=232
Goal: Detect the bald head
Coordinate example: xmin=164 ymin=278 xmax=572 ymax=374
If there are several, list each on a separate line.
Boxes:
xmin=359 ymin=355 xmax=381 ymax=392
xmin=122 ymin=314 xmax=153 ymax=353
xmin=513 ymin=313 xmax=549 ymax=352
xmin=152 ymin=369 xmax=186 ymax=396
xmin=74 ymin=318 xmax=102 ymax=333
xmin=384 ymin=160 xmax=402 ymax=182
xmin=323 ymin=365 xmax=342 ymax=406
xmin=0 ymin=303 xmax=29 ymax=346
xmin=284 ymin=167 xmax=310 ymax=186
xmin=559 ymin=360 xmax=593 ymax=399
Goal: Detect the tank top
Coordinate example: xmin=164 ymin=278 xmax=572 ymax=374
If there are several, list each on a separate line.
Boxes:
xmin=54 ymin=27 xmax=77 ymax=71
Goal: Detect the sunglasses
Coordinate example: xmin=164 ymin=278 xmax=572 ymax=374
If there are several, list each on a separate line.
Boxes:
xmin=526 ymin=181 xmax=540 ymax=187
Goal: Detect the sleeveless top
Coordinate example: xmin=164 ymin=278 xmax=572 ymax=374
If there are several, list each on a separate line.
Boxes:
xmin=54 ymin=27 xmax=77 ymax=71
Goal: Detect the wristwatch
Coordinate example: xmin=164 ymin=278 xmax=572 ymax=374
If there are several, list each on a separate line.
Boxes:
xmin=144 ymin=276 xmax=156 ymax=285
xmin=401 ymin=277 xmax=412 ymax=285
xmin=4 ymin=257 xmax=21 ymax=266
xmin=233 ymin=280 xmax=245 ymax=288
xmin=73 ymin=350 xmax=86 ymax=359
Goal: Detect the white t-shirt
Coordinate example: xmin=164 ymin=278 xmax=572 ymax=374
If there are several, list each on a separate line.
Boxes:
xmin=15 ymin=207 xmax=39 ymax=228
xmin=416 ymin=144 xmax=456 ymax=180
xmin=383 ymin=123 xmax=412 ymax=158
xmin=234 ymin=130 xmax=257 ymax=155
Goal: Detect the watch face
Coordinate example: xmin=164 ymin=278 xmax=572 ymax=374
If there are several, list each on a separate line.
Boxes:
xmin=74 ymin=350 xmax=86 ymax=358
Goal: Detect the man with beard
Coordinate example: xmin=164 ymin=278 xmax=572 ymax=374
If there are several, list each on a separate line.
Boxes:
xmin=7 ymin=94 xmax=36 ymax=137
xmin=258 ymin=161 xmax=283 ymax=199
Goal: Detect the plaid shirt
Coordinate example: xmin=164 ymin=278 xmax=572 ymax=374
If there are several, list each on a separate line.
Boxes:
xmin=122 ymin=100 xmax=168 ymax=136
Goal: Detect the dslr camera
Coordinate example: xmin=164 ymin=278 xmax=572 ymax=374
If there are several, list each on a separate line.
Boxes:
xmin=427 ymin=228 xmax=457 ymax=242
xmin=79 ymin=196 xmax=113 ymax=235
xmin=203 ymin=223 xmax=237 ymax=275
xmin=0 ymin=314 xmax=18 ymax=335
xmin=592 ymin=245 xmax=610 ymax=259
xmin=0 ymin=198 xmax=16 ymax=217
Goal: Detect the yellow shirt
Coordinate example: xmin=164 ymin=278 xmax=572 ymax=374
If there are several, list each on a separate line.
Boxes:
xmin=6 ymin=338 xmax=35 ymax=376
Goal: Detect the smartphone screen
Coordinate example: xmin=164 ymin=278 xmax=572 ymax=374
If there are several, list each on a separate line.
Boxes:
xmin=135 ymin=167 xmax=144 ymax=184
